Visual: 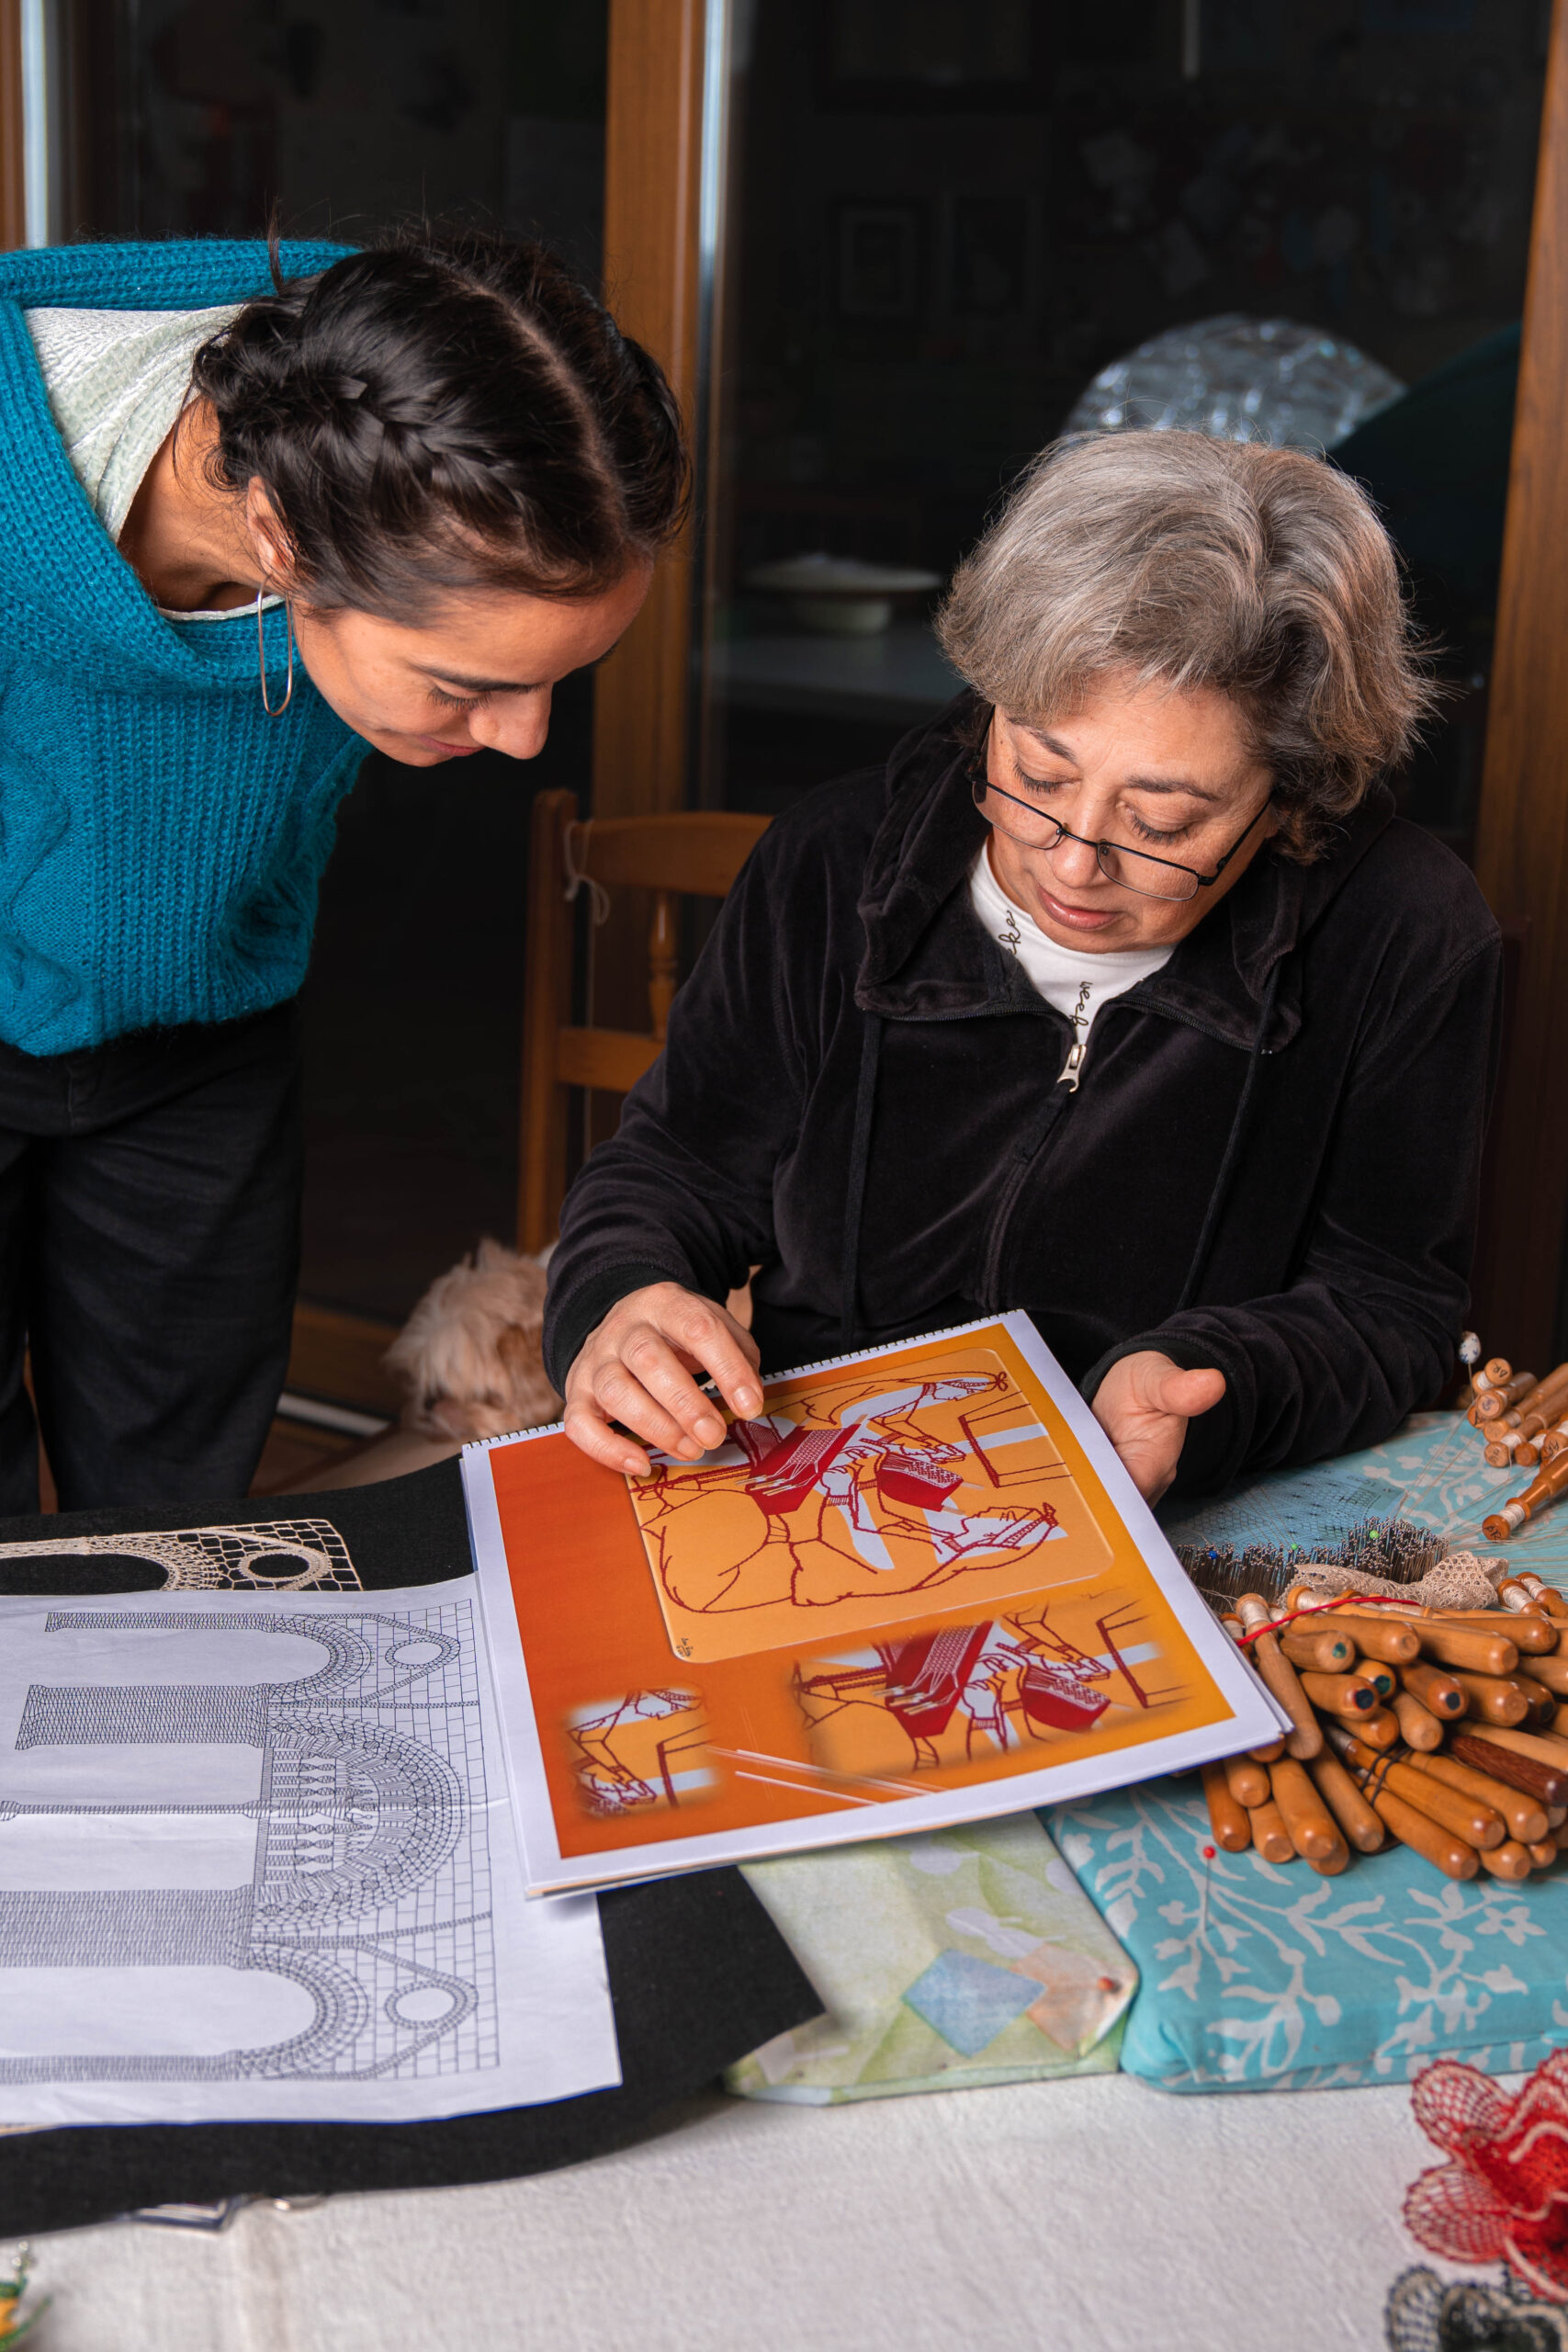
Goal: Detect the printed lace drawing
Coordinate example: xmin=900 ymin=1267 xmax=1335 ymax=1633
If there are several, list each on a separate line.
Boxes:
xmin=0 ymin=1601 xmax=494 ymax=2083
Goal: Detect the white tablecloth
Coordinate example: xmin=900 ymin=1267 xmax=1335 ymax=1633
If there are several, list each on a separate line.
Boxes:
xmin=31 ymin=2071 xmax=1463 ymax=2349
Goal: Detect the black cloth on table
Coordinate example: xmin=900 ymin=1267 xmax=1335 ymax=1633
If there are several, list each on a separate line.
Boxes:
xmin=0 ymin=1460 xmax=820 ymax=2234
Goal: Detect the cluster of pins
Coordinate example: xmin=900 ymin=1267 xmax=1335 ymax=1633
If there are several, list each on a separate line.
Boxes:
xmin=1456 ymin=1332 xmax=1568 ymax=1541
xmin=1178 ymin=1518 xmax=1446 ymax=1611
xmin=1201 ymin=1571 xmax=1568 ymax=1883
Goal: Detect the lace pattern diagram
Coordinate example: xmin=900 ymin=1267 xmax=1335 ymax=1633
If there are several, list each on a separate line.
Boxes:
xmin=0 ymin=1597 xmax=496 ymax=2085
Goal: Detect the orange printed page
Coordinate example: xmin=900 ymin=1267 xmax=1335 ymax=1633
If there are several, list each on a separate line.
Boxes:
xmin=475 ymin=1317 xmax=1273 ymax=1887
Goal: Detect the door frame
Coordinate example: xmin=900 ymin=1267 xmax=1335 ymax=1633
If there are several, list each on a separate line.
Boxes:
xmin=592 ymin=0 xmax=725 ymax=824
xmin=1471 ymin=0 xmax=1568 ymax=1366
xmin=0 ymin=0 xmax=25 ymax=252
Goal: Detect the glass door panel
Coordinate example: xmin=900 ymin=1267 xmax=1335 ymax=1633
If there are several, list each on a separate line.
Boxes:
xmin=700 ymin=0 xmax=1545 ymax=858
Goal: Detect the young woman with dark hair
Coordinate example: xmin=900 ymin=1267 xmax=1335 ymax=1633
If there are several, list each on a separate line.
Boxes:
xmin=0 ymin=230 xmax=686 ymax=1513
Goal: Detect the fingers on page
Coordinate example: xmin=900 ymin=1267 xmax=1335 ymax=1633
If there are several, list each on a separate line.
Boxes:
xmin=564 ymin=1399 xmax=649 ymax=1476
xmin=595 ymin=1363 xmax=708 ymax=1458
xmin=671 ymin=1306 xmax=762 ymax=1418
xmin=622 ymin=1333 xmax=726 ymax=1448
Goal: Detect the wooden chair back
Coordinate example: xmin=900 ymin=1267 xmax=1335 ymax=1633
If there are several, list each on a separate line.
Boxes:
xmin=518 ymin=789 xmax=770 ymax=1251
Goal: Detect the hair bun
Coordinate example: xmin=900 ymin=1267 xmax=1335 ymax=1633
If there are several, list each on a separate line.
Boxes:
xmin=190 ymin=228 xmax=689 ymax=620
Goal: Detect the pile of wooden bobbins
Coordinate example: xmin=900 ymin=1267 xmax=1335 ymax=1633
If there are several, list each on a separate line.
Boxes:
xmin=1201 ymin=1572 xmax=1568 ymax=1882
xmin=1463 ymin=1354 xmax=1568 ymax=1539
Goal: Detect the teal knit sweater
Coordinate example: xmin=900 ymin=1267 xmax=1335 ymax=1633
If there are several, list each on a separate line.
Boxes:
xmin=0 ymin=239 xmax=367 ymax=1054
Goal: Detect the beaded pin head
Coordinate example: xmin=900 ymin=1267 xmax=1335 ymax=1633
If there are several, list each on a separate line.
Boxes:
xmin=0 ymin=2245 xmax=49 ymax=2345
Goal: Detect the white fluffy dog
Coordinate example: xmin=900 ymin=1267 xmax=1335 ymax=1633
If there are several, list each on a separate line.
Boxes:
xmin=385 ymin=1238 xmax=559 ymax=1442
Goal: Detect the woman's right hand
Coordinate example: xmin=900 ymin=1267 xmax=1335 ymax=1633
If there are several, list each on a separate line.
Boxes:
xmin=562 ymin=1281 xmax=764 ymax=1476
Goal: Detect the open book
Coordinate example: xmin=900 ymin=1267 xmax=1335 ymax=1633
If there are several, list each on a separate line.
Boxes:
xmin=465 ymin=1313 xmax=1283 ymax=1895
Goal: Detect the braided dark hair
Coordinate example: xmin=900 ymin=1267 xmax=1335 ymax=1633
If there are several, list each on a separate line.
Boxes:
xmin=189 ymin=228 xmax=690 ymax=619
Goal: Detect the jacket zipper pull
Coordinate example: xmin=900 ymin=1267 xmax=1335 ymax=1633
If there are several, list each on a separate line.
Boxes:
xmin=1057 ymin=1038 xmax=1085 ymax=1091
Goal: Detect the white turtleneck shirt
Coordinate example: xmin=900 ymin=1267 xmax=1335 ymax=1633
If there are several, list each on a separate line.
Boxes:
xmin=967 ymin=842 xmax=1174 ymax=1080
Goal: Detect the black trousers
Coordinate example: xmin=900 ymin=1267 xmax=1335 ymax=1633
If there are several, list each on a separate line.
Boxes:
xmin=0 ymin=1002 xmax=303 ymax=1515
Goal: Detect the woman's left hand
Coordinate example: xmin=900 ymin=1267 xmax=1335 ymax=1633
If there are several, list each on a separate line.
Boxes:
xmin=1092 ymin=1350 xmax=1225 ymax=1503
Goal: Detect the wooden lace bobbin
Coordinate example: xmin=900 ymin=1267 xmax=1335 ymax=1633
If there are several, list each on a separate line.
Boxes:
xmin=1463 ymin=1607 xmax=1558 ymax=1654
xmin=1279 ymin=1626 xmax=1356 ymax=1672
xmin=1361 ymin=1663 xmax=1397 ymax=1702
xmin=1244 ymin=1796 xmax=1295 ymax=1865
xmin=1479 ymin=1840 xmax=1533 ymax=1881
xmin=1222 ymin=1756 xmax=1269 ymax=1811
xmin=1356 ymin=1776 xmax=1479 ymax=1880
xmin=1398 ymin=1750 xmax=1549 ymax=1844
xmin=1522 ymin=1653 xmax=1568 ymax=1695
xmin=1201 ymin=1760 xmax=1250 ymax=1852
xmin=1483 ymin=1454 xmax=1568 ymax=1542
xmin=1307 ymin=1753 xmax=1385 ymax=1853
xmin=1509 ymin=1676 xmax=1561 ymax=1729
xmin=1235 ymin=1595 xmax=1321 ymax=1759
xmin=1475 ymin=1369 xmax=1538 ymax=1422
xmin=1318 ymin=1612 xmax=1421 ymax=1668
xmin=1450 ymin=1732 xmax=1568 ymax=1809
xmin=1489 ymin=1361 xmax=1568 ymax=1437
xmin=1328 ymin=1728 xmax=1506 ymax=1849
xmin=1538 ymin=1420 xmax=1568 ymax=1460
xmin=1305 ymin=1830 xmax=1351 ymax=1876
xmin=1472 ymin=1720 xmax=1568 ymax=1771
xmin=1409 ymin=1622 xmax=1521 ymax=1676
xmin=1299 ymin=1668 xmax=1380 ymax=1719
xmin=1485 ymin=1430 xmax=1540 ymax=1468
xmin=1519 ymin=1572 xmax=1568 ymax=1621
xmin=1396 ymin=1659 xmax=1466 ymax=1718
xmin=1528 ymin=1838 xmax=1561 ymax=1870
xmin=1467 ymin=1359 xmax=1512 ymax=1419
xmin=1358 ymin=1706 xmax=1403 ymax=1751
xmin=1268 ymin=1758 xmax=1339 ymax=1860
xmin=1391 ymin=1689 xmax=1445 ymax=1751
xmin=1449 ymin=1669 xmax=1530 ymax=1726
xmin=1219 ymin=1611 xmax=1285 ymax=1763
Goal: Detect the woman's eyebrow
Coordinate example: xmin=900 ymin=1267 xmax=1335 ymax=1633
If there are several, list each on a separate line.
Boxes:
xmin=416 ymin=642 xmax=624 ymax=695
xmin=416 ymin=666 xmax=540 ymax=694
xmin=1018 ymin=729 xmax=1222 ymax=802
xmin=1122 ymin=774 xmax=1222 ymax=802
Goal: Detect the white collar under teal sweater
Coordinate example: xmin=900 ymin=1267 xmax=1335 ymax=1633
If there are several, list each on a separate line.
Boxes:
xmin=0 ymin=239 xmax=366 ymax=1055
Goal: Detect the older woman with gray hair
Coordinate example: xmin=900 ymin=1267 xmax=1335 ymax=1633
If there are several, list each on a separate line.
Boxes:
xmin=545 ymin=430 xmax=1500 ymax=1502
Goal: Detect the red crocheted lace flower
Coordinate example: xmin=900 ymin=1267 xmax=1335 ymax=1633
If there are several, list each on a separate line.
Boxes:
xmin=1404 ymin=2053 xmax=1568 ymax=2301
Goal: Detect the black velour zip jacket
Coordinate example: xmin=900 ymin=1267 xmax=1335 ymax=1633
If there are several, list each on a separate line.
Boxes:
xmin=544 ymin=699 xmax=1502 ymax=1497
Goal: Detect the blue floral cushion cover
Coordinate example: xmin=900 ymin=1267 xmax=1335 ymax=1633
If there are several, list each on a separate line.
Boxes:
xmin=1044 ymin=1783 xmax=1568 ymax=2094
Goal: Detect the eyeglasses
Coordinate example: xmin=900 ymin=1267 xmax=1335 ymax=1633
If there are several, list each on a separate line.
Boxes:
xmin=971 ymin=752 xmax=1273 ymax=904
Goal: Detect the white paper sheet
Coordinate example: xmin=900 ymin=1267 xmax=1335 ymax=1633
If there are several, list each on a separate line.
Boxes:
xmin=0 ymin=1579 xmax=619 ymax=2126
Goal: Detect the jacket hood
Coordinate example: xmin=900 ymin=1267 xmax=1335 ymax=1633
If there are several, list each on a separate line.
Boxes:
xmin=855 ymin=694 xmax=1398 ymax=1054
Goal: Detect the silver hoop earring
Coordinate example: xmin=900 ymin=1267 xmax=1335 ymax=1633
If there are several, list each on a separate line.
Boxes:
xmin=256 ymin=584 xmax=295 ymax=718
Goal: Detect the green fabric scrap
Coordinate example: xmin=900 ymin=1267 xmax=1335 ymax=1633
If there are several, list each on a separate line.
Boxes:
xmin=728 ymin=1814 xmax=1136 ymax=2104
